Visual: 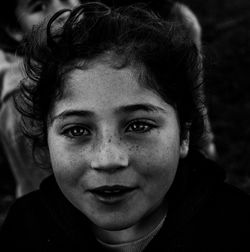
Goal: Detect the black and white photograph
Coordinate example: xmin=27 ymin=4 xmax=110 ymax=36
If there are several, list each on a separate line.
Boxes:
xmin=0 ymin=0 xmax=250 ymax=251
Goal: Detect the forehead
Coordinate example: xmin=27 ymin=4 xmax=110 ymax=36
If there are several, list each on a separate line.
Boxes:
xmin=51 ymin=62 xmax=168 ymax=116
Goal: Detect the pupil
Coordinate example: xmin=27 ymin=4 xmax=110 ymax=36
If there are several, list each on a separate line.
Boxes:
xmin=73 ymin=128 xmax=83 ymax=135
xmin=134 ymin=123 xmax=143 ymax=130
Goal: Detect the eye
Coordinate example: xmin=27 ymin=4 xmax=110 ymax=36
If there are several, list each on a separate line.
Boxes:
xmin=126 ymin=120 xmax=156 ymax=133
xmin=63 ymin=126 xmax=90 ymax=138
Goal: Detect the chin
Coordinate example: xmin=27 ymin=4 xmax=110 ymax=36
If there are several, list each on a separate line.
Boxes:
xmin=93 ymin=215 xmax=138 ymax=231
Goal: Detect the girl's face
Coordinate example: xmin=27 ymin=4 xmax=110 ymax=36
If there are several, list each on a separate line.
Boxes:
xmin=47 ymin=61 xmax=189 ymax=237
xmin=14 ymin=0 xmax=80 ymax=38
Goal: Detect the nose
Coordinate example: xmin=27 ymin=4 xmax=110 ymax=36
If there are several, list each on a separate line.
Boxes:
xmin=91 ymin=138 xmax=129 ymax=172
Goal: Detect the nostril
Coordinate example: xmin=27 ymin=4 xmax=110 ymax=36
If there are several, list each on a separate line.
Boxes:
xmin=90 ymin=156 xmax=128 ymax=171
xmin=90 ymin=149 xmax=128 ymax=171
xmin=97 ymin=166 xmax=126 ymax=174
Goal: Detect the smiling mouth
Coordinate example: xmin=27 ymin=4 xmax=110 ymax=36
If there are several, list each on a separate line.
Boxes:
xmin=89 ymin=185 xmax=136 ymax=203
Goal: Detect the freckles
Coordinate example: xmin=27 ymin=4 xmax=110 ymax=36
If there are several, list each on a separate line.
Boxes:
xmin=155 ymin=129 xmax=161 ymax=135
xmin=128 ymin=144 xmax=140 ymax=152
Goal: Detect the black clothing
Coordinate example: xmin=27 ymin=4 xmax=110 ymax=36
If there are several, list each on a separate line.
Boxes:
xmin=1 ymin=151 xmax=250 ymax=251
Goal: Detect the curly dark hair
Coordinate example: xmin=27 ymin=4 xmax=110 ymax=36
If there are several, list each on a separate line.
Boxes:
xmin=15 ymin=2 xmax=206 ymax=166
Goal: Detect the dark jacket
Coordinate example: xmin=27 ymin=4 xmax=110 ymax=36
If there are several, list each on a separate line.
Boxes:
xmin=1 ymin=151 xmax=250 ymax=251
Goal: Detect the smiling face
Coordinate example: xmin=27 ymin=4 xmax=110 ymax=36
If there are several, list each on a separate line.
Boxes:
xmin=47 ymin=59 xmax=189 ymax=240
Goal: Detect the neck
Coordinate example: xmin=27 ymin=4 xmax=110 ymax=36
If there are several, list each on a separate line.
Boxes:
xmin=93 ymin=202 xmax=167 ymax=245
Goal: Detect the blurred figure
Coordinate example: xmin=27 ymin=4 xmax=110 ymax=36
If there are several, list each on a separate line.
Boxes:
xmin=0 ymin=0 xmax=81 ymax=197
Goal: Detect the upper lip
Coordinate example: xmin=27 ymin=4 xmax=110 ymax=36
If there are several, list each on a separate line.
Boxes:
xmin=89 ymin=185 xmax=135 ymax=193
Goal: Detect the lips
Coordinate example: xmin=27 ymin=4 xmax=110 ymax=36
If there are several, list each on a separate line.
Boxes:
xmin=89 ymin=185 xmax=136 ymax=203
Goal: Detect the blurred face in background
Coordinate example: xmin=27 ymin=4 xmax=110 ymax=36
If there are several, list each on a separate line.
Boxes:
xmin=13 ymin=0 xmax=81 ymax=40
xmin=47 ymin=57 xmax=189 ymax=241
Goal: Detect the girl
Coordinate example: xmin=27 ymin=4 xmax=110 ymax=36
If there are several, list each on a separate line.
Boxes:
xmin=1 ymin=3 xmax=250 ymax=251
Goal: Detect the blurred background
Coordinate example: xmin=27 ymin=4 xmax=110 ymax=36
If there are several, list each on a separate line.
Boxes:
xmin=182 ymin=0 xmax=250 ymax=192
xmin=1 ymin=0 xmax=250 ymax=226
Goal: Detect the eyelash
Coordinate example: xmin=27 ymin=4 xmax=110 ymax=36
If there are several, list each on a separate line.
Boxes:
xmin=62 ymin=125 xmax=90 ymax=138
xmin=125 ymin=120 xmax=157 ymax=134
xmin=62 ymin=120 xmax=157 ymax=139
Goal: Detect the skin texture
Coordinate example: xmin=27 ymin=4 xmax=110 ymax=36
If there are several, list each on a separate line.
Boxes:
xmin=47 ymin=60 xmax=189 ymax=243
xmin=13 ymin=0 xmax=80 ymax=40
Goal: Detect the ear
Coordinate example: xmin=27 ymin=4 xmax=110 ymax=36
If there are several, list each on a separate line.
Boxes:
xmin=180 ymin=130 xmax=190 ymax=158
xmin=5 ymin=26 xmax=24 ymax=42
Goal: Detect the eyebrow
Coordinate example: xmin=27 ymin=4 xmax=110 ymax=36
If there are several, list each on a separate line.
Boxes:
xmin=115 ymin=103 xmax=167 ymax=114
xmin=50 ymin=110 xmax=94 ymax=124
xmin=50 ymin=103 xmax=167 ymax=124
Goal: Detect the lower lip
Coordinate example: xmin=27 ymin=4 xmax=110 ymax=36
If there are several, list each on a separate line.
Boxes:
xmin=90 ymin=189 xmax=136 ymax=204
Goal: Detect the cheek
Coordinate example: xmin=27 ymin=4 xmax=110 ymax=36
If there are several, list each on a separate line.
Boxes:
xmin=133 ymin=133 xmax=180 ymax=196
xmin=141 ymin=150 xmax=179 ymax=188
xmin=140 ymin=154 xmax=179 ymax=209
xmin=48 ymin=136 xmax=87 ymax=187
